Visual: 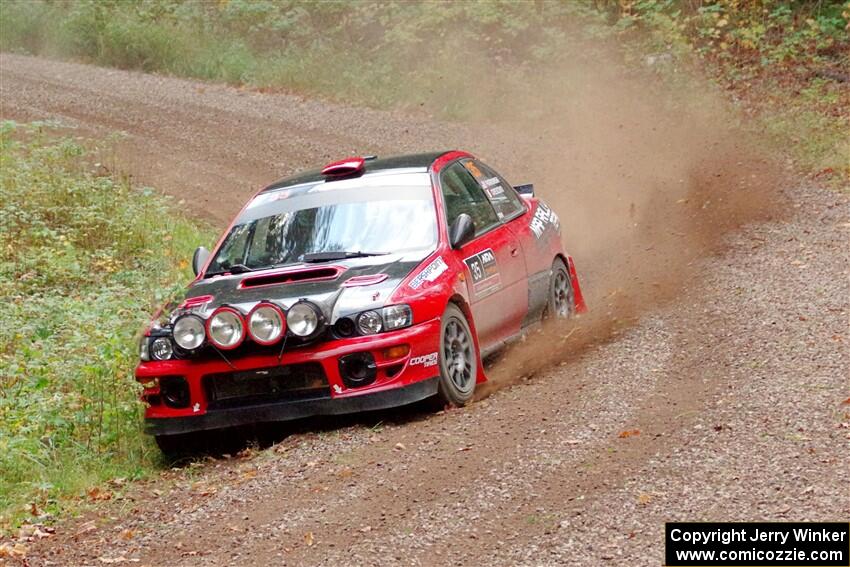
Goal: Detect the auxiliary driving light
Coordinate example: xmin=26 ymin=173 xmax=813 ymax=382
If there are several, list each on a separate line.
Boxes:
xmin=207 ymin=307 xmax=245 ymax=349
xmin=248 ymin=303 xmax=285 ymax=345
xmin=286 ymin=301 xmax=321 ymax=337
xmin=173 ymin=315 xmax=205 ymax=350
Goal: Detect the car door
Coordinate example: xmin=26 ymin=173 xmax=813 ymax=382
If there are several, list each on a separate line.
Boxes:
xmin=439 ymin=161 xmax=528 ymax=350
xmin=465 ymin=159 xmax=552 ymax=325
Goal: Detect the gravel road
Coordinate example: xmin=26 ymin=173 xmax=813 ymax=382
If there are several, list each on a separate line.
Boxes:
xmin=1 ymin=53 xmax=847 ymax=566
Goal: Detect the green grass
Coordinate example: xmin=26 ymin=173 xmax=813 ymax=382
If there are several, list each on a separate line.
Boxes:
xmin=0 ymin=122 xmax=214 ymax=531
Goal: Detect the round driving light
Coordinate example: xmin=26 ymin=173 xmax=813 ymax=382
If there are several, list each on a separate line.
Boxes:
xmin=150 ymin=337 xmax=174 ymax=361
xmin=357 ymin=310 xmax=383 ymax=335
xmin=248 ymin=303 xmax=285 ymax=345
xmin=207 ymin=307 xmax=245 ymax=349
xmin=286 ymin=302 xmax=320 ymax=337
xmin=173 ymin=315 xmax=205 ymax=350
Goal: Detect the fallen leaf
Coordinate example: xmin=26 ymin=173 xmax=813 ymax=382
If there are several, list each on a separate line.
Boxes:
xmin=120 ymin=529 xmax=134 ymax=540
xmin=0 ymin=542 xmax=28 ymax=558
xmin=17 ymin=524 xmax=37 ymax=538
xmin=618 ymin=429 xmax=640 ymax=438
xmin=76 ymin=520 xmax=97 ymax=537
xmin=637 ymin=493 xmax=653 ymax=505
xmin=87 ymin=486 xmax=113 ymax=501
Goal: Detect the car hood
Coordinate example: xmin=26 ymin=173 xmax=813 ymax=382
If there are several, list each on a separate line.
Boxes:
xmin=181 ymin=252 xmax=428 ymax=323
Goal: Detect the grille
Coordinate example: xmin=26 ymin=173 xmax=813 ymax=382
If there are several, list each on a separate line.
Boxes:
xmin=203 ymin=363 xmax=329 ymax=409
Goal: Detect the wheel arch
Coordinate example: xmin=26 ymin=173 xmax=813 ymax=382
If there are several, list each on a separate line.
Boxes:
xmin=557 ymin=253 xmax=587 ymax=314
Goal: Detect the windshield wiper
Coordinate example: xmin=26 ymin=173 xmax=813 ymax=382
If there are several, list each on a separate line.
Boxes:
xmin=301 ymin=251 xmax=389 ymax=263
xmin=205 ymin=263 xmax=254 ymax=277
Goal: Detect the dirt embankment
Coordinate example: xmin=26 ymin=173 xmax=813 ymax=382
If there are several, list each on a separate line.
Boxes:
xmin=0 ymin=53 xmax=847 ymax=567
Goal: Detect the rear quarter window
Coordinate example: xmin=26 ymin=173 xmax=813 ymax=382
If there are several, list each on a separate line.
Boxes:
xmin=462 ymin=160 xmax=526 ymax=221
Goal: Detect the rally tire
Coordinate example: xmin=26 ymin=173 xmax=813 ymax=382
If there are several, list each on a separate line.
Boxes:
xmin=435 ymin=303 xmax=477 ymax=406
xmin=154 ymin=433 xmax=195 ymax=460
xmin=544 ymin=257 xmax=575 ymax=321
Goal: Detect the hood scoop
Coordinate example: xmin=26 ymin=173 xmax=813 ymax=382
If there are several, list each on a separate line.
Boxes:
xmin=238 ymin=266 xmax=343 ymax=290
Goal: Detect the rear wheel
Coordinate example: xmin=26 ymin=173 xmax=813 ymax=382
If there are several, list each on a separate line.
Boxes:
xmin=544 ymin=258 xmax=575 ymax=321
xmin=435 ymin=304 xmax=477 ymax=406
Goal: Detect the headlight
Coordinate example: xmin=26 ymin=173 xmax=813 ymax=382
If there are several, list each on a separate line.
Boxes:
xmin=140 ymin=336 xmax=150 ymax=361
xmin=207 ymin=307 xmax=245 ymax=349
xmin=287 ymin=302 xmax=321 ymax=337
xmin=357 ymin=310 xmax=383 ymax=335
xmin=173 ymin=315 xmax=205 ymax=350
xmin=248 ymin=303 xmax=285 ymax=345
xmin=382 ymin=305 xmax=412 ymax=330
xmin=150 ymin=337 xmax=174 ymax=361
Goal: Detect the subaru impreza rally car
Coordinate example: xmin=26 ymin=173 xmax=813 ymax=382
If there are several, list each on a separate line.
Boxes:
xmin=137 ymin=151 xmax=586 ymax=452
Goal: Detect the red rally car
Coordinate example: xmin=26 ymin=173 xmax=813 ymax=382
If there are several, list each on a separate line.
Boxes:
xmin=137 ymin=151 xmax=586 ymax=453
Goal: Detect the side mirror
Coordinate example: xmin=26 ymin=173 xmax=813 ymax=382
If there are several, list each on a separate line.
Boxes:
xmin=515 ymin=183 xmax=534 ymax=197
xmin=192 ymin=246 xmax=210 ymax=276
xmin=449 ymin=213 xmax=475 ymax=249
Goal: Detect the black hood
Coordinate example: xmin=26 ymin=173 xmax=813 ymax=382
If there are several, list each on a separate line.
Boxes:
xmin=179 ymin=251 xmax=429 ymax=323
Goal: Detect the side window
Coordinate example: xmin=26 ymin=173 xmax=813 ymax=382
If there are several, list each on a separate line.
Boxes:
xmin=440 ymin=162 xmax=500 ymax=236
xmin=463 ymin=160 xmax=526 ymax=221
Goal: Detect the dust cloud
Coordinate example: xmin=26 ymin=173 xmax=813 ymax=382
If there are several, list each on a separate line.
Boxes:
xmin=448 ymin=43 xmax=786 ymax=392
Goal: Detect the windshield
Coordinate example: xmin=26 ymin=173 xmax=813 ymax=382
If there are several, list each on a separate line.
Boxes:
xmin=206 ymin=174 xmax=436 ymax=275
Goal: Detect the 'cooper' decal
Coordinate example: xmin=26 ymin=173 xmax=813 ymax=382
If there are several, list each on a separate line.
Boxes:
xmin=530 ymin=202 xmax=560 ymax=239
xmin=464 ymin=248 xmax=501 ymax=298
xmin=409 ymin=257 xmax=448 ymax=289
xmin=410 ymin=352 xmax=438 ymax=367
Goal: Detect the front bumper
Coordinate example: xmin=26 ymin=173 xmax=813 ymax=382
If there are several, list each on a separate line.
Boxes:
xmin=137 ymin=318 xmax=442 ymax=436
xmin=145 ymin=377 xmax=438 ymax=435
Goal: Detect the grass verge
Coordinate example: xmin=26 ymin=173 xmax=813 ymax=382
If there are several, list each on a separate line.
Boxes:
xmin=0 ymin=121 xmax=214 ymax=531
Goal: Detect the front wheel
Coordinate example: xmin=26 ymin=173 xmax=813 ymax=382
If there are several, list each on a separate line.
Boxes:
xmin=154 ymin=430 xmax=234 ymax=460
xmin=435 ymin=303 xmax=477 ymax=406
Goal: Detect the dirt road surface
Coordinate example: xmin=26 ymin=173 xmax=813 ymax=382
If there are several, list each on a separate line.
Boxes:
xmin=1 ymin=53 xmax=848 ymax=566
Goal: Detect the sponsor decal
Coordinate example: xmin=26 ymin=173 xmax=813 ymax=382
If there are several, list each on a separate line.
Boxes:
xmin=530 ymin=201 xmax=560 ymax=239
xmin=480 ymin=176 xmax=501 ymax=189
xmin=410 ymin=352 xmax=439 ymax=368
xmin=464 ymin=248 xmax=501 ymax=298
xmin=409 ymin=256 xmax=449 ymax=289
xmin=485 ymin=184 xmax=506 ymax=199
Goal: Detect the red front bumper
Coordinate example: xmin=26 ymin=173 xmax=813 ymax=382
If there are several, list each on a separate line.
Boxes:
xmin=137 ymin=318 xmax=441 ymax=435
